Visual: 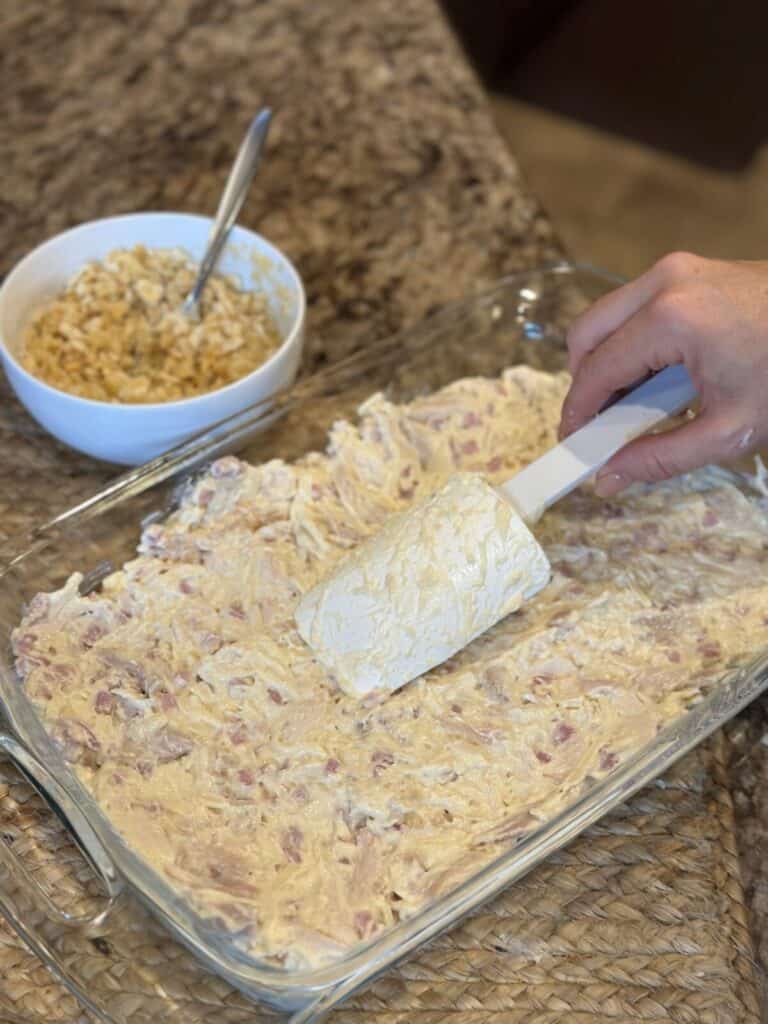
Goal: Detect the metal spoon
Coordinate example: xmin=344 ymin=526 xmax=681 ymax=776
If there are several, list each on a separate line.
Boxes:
xmin=181 ymin=107 xmax=272 ymax=320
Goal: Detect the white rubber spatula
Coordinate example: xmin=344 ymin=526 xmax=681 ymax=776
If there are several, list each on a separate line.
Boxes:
xmin=501 ymin=363 xmax=697 ymax=522
xmin=295 ymin=365 xmax=698 ymax=698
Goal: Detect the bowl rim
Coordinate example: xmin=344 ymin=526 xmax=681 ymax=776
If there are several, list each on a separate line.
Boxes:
xmin=0 ymin=211 xmax=307 ymax=414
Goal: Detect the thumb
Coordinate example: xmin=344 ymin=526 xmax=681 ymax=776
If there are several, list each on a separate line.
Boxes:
xmin=594 ymin=412 xmax=728 ymax=497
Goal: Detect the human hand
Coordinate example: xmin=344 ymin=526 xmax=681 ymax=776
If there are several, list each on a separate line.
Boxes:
xmin=558 ymin=253 xmax=768 ymax=496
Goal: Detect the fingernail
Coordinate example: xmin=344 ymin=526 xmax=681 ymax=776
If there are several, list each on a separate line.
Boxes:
xmin=594 ymin=472 xmax=627 ymax=498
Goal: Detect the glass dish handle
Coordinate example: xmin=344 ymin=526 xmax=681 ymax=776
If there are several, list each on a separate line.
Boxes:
xmin=0 ymin=732 xmax=123 ymax=927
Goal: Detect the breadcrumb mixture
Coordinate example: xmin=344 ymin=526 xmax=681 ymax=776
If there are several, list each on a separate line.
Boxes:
xmin=21 ymin=246 xmax=281 ymax=403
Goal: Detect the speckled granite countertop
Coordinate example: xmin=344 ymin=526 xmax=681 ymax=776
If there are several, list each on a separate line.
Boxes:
xmin=1 ymin=0 xmax=559 ymax=530
xmin=1 ymin=1 xmax=766 ymax=1021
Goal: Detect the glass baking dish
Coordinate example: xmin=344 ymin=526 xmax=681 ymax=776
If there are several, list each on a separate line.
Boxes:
xmin=0 ymin=262 xmax=766 ymax=1024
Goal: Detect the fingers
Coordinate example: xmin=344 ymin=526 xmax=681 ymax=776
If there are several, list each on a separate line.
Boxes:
xmin=593 ymin=409 xmax=750 ymax=496
xmin=566 ymin=252 xmax=707 ymax=375
xmin=567 ymin=273 xmax=659 ymax=375
xmin=559 ymin=302 xmax=684 ymax=439
xmin=558 ymin=252 xmax=766 ymax=496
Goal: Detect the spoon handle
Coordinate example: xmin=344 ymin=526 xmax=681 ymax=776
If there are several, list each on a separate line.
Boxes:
xmin=184 ymin=108 xmax=272 ymax=313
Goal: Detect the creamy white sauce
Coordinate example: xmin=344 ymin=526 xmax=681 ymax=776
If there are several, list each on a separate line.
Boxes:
xmin=12 ymin=365 xmax=768 ymax=969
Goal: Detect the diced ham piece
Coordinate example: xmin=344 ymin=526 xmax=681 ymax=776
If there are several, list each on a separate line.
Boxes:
xmin=81 ymin=622 xmax=106 ymax=648
xmin=229 ymin=723 xmax=248 ymax=745
xmin=699 ymin=640 xmax=721 ymax=659
xmin=94 ymin=691 xmax=114 ymax=715
xmin=12 ymin=632 xmax=50 ymax=676
xmin=372 ymin=750 xmax=395 ymax=776
xmin=13 ymin=632 xmax=37 ymax=656
xmin=281 ymin=826 xmax=303 ymax=864
xmin=599 ymin=750 xmax=619 ymax=772
xmin=553 ymin=723 xmax=575 ymax=744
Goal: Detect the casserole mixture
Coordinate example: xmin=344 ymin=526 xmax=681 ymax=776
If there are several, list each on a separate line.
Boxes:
xmin=13 ymin=365 xmax=768 ymax=968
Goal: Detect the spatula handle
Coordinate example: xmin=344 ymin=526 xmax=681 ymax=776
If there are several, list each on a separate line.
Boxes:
xmin=501 ymin=364 xmax=698 ymax=522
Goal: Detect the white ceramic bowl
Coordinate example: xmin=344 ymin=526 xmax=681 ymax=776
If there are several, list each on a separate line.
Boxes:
xmin=0 ymin=213 xmax=306 ymax=465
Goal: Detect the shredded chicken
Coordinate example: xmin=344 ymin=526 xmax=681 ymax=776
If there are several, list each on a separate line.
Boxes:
xmin=13 ymin=365 xmax=768 ymax=969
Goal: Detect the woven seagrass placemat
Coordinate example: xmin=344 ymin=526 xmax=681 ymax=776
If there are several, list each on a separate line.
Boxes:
xmin=0 ymin=0 xmax=764 ymax=1019
xmin=0 ymin=733 xmax=759 ymax=1024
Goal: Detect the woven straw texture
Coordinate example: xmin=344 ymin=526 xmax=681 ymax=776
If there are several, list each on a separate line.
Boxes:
xmin=0 ymin=0 xmax=764 ymax=1019
xmin=0 ymin=734 xmax=760 ymax=1024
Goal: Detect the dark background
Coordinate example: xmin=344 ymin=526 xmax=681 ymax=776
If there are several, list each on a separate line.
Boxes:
xmin=441 ymin=0 xmax=768 ymax=171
